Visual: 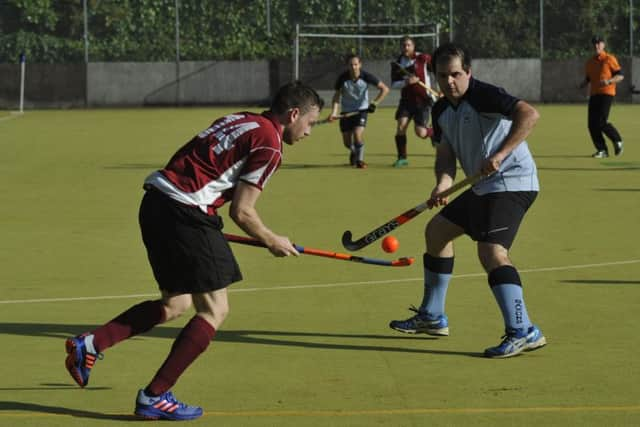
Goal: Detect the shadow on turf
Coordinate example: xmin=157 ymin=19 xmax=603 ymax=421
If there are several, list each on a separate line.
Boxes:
xmin=536 ymin=166 xmax=640 ymax=171
xmin=103 ymin=163 xmax=163 ymax=170
xmin=561 ymin=279 xmax=640 ymax=285
xmin=0 ymin=322 xmax=482 ymax=358
xmin=593 ymin=188 xmax=640 ymax=192
xmin=0 ymin=383 xmax=110 ymax=391
xmin=0 ymin=401 xmax=138 ymax=421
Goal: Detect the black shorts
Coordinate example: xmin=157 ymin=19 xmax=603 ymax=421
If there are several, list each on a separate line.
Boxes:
xmin=440 ymin=189 xmax=537 ymax=249
xmin=395 ymin=99 xmax=431 ymax=127
xmin=139 ymin=188 xmax=242 ymax=294
xmin=339 ymin=111 xmax=368 ymax=133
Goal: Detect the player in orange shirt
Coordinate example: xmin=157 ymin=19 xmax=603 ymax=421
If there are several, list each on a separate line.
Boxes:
xmin=579 ymin=35 xmax=624 ymax=158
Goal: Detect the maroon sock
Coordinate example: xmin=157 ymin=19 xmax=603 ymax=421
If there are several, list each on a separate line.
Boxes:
xmin=395 ymin=135 xmax=407 ymax=158
xmin=92 ymin=300 xmax=166 ymax=352
xmin=146 ymin=315 xmax=216 ymax=396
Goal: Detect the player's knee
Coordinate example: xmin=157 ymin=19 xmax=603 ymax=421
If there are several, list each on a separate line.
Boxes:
xmin=199 ymin=303 xmax=229 ymax=330
xmin=477 ymin=242 xmax=510 ymax=271
xmin=425 ymin=217 xmax=454 ymax=252
xmin=162 ymin=297 xmax=192 ymax=321
xmin=216 ymin=302 xmax=230 ymax=323
xmin=396 ymin=123 xmax=408 ymax=134
xmin=414 ymin=126 xmax=428 ymax=138
xmin=194 ymin=296 xmax=230 ymax=327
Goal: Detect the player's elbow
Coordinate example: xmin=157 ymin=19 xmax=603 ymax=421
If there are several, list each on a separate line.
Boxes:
xmin=528 ymin=106 xmax=540 ymax=124
xmin=516 ymin=101 xmax=540 ymax=125
xmin=229 ymin=204 xmax=250 ymax=226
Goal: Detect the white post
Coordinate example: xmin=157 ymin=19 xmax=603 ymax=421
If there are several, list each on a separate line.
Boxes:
xmin=266 ymin=0 xmax=271 ymax=37
xmin=294 ymin=23 xmax=300 ymax=80
xmin=358 ymin=0 xmax=363 ymax=56
xmin=175 ymin=0 xmax=181 ymax=105
xmin=540 ymin=0 xmax=544 ymax=59
xmin=630 ymin=0 xmax=634 ymax=57
xmin=83 ymin=0 xmax=89 ymax=64
xmin=19 ymin=52 xmax=25 ymax=113
xmin=449 ymin=0 xmax=453 ymax=41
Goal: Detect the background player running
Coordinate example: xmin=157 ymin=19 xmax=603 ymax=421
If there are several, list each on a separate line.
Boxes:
xmin=390 ymin=36 xmax=437 ymax=167
xmin=328 ymin=53 xmax=389 ymax=168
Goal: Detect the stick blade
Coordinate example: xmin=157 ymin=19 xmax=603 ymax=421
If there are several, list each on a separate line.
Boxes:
xmin=341 ymin=230 xmax=362 ymax=251
xmin=392 ymin=257 xmax=415 ymax=267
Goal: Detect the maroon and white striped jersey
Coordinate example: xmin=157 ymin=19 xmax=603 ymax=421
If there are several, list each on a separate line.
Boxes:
xmin=391 ymin=52 xmax=435 ymax=106
xmin=144 ymin=112 xmax=283 ymax=215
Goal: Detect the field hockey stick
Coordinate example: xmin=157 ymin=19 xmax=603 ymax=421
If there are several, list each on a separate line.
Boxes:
xmin=315 ymin=111 xmax=360 ymax=126
xmin=341 ymin=174 xmax=483 ymax=251
xmin=391 ymin=61 xmax=442 ymax=100
xmin=224 ymin=233 xmax=414 ymax=267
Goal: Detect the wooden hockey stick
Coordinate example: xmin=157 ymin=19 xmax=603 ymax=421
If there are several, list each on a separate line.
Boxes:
xmin=391 ymin=61 xmax=442 ymax=100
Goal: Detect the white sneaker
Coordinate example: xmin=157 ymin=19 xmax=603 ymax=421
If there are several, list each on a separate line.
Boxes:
xmin=614 ymin=141 xmax=623 ymax=156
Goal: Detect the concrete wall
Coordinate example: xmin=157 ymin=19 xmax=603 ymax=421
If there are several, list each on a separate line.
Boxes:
xmin=87 ymin=60 xmax=270 ymax=106
xmin=0 ymin=63 xmax=85 ymax=109
xmin=1 ymin=58 xmax=638 ymax=108
xmin=472 ymin=59 xmax=542 ymax=102
xmin=316 ymin=58 xmax=542 ymax=108
xmin=542 ymin=58 xmax=634 ymax=103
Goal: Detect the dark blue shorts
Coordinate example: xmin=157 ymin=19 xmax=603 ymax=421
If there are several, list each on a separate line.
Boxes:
xmin=139 ymin=188 xmax=242 ymax=294
xmin=395 ymin=99 xmax=431 ymax=127
xmin=339 ymin=111 xmax=368 ymax=133
xmin=440 ymin=189 xmax=537 ymax=249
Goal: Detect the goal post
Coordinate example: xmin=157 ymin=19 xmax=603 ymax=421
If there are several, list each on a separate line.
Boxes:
xmin=293 ymin=23 xmax=440 ymax=81
xmin=19 ymin=52 xmax=25 ymax=114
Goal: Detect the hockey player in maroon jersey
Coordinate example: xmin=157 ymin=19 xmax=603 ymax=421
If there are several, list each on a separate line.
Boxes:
xmin=391 ymin=36 xmax=437 ymax=167
xmin=64 ymin=82 xmax=323 ymax=421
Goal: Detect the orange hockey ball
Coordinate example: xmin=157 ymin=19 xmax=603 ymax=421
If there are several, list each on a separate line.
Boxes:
xmin=381 ymin=236 xmax=400 ymax=253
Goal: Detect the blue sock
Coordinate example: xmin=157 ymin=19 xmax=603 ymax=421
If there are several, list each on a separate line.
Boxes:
xmin=419 ymin=254 xmax=454 ymax=318
xmin=488 ymin=266 xmax=532 ymax=334
xmin=354 ymin=142 xmax=364 ymax=162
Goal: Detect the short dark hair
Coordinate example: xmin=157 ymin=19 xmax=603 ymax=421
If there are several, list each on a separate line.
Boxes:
xmin=591 ymin=35 xmax=604 ymax=44
xmin=270 ymin=81 xmax=324 ymax=115
xmin=401 ymin=35 xmax=415 ymax=45
xmin=432 ymin=43 xmax=472 ymax=73
xmin=345 ymin=53 xmax=361 ymax=64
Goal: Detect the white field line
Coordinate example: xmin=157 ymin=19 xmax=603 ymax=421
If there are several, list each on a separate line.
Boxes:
xmin=0 ymin=259 xmax=638 ymax=305
xmin=0 ymin=111 xmax=24 ymax=122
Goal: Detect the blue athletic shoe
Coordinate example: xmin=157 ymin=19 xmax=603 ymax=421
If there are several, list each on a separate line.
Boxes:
xmin=525 ymin=324 xmax=547 ymax=351
xmin=65 ymin=334 xmax=101 ymax=387
xmin=484 ymin=325 xmax=546 ymax=358
xmin=389 ymin=306 xmax=449 ymax=336
xmin=134 ymin=389 xmax=203 ymax=421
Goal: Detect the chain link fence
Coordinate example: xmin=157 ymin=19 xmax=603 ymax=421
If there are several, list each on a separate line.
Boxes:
xmin=1 ymin=0 xmax=638 ymax=64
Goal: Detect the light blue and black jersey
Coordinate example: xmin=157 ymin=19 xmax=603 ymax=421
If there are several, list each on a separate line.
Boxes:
xmin=335 ymin=70 xmax=380 ymax=113
xmin=432 ymin=77 xmax=539 ymax=194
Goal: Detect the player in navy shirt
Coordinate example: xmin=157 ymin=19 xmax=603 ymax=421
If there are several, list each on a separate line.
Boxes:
xmin=389 ymin=43 xmax=546 ymax=358
xmin=64 ymin=82 xmax=323 ymax=419
xmin=328 ymin=54 xmax=389 ymax=168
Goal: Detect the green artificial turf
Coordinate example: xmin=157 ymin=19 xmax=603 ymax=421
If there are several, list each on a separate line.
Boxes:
xmin=0 ymin=105 xmax=638 ymax=426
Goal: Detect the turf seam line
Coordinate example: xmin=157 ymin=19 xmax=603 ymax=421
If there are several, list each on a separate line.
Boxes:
xmin=0 ymin=259 xmax=637 ymax=305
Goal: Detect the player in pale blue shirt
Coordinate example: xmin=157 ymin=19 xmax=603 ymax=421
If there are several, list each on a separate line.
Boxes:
xmin=328 ymin=54 xmax=389 ymax=168
xmin=389 ymin=43 xmax=546 ymax=358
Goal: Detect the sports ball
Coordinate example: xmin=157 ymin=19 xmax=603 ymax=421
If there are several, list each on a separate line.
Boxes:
xmin=381 ymin=236 xmax=399 ymax=253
